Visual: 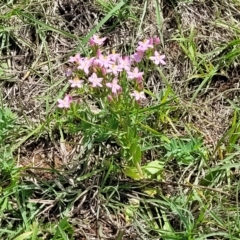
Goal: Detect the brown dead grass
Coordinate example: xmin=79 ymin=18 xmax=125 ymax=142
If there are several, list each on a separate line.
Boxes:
xmin=162 ymin=0 xmax=240 ymax=147
xmin=1 ymin=0 xmax=240 ymax=238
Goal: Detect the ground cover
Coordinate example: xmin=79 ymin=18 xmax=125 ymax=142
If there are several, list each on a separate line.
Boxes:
xmin=0 ymin=0 xmax=240 ymax=239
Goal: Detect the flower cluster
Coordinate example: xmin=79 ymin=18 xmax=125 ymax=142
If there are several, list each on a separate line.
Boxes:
xmin=58 ymin=35 xmax=166 ymax=108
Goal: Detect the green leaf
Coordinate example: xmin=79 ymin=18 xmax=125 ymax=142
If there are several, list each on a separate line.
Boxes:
xmin=124 ymin=167 xmax=141 ymax=180
xmin=143 ymin=160 xmax=164 ymax=175
xmin=53 ymin=217 xmax=73 ymax=240
xmin=130 ymin=143 xmax=141 ymax=165
xmin=14 ymin=232 xmax=32 ymax=240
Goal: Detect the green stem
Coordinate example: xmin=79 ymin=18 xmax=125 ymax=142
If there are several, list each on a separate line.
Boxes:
xmin=116 ymin=230 xmax=124 ymax=240
xmin=136 ymin=163 xmax=144 ymax=179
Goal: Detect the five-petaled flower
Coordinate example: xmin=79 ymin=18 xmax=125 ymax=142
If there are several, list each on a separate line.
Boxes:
xmin=137 ymin=39 xmax=154 ymax=52
xmin=57 ymin=95 xmax=73 ymax=108
xmin=130 ymin=90 xmax=146 ymax=101
xmin=89 ymin=34 xmax=106 ymax=46
xmin=68 ymin=53 xmax=81 ymax=65
xmin=94 ymin=53 xmax=113 ymax=68
xmin=77 ymin=57 xmax=94 ymax=75
xmin=106 ymin=78 xmax=122 ymax=94
xmin=88 ymin=73 xmax=103 ymax=87
xmin=108 ymin=52 xmax=120 ymax=62
xmin=69 ymin=77 xmax=84 ymax=88
xmin=106 ymin=63 xmax=122 ymax=75
xmin=127 ymin=67 xmax=144 ymax=82
xmin=149 ymin=51 xmax=166 ymax=65
xmin=131 ymin=51 xmax=144 ymax=63
xmin=118 ymin=56 xmax=131 ymax=71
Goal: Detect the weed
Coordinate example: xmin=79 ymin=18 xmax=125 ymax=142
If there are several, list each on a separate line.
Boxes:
xmin=1 ymin=0 xmax=240 ymax=239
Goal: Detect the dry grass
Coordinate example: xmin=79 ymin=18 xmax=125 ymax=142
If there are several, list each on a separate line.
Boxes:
xmin=1 ymin=0 xmax=240 ymax=239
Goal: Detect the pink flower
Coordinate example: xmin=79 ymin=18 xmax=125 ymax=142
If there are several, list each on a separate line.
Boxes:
xmin=131 ymin=51 xmax=144 ymax=63
xmin=149 ymin=51 xmax=166 ymax=65
xmin=107 ymin=94 xmax=114 ymax=102
xmin=69 ymin=77 xmax=84 ymax=88
xmin=127 ymin=67 xmax=144 ymax=82
xmin=68 ymin=53 xmax=81 ymax=65
xmin=89 ymin=34 xmax=106 ymax=46
xmin=153 ymin=37 xmax=160 ymax=45
xmin=65 ymin=68 xmax=72 ymax=77
xmin=137 ymin=39 xmax=154 ymax=52
xmin=108 ymin=52 xmax=120 ymax=62
xmin=106 ymin=63 xmax=122 ymax=75
xmin=100 ymin=67 xmax=107 ymax=75
xmin=77 ymin=57 xmax=93 ymax=75
xmin=130 ymin=90 xmax=146 ymax=101
xmin=106 ymin=78 xmax=122 ymax=94
xmin=57 ymin=95 xmax=72 ymax=108
xmin=118 ymin=56 xmax=131 ymax=71
xmin=94 ymin=53 xmax=113 ymax=68
xmin=149 ymin=37 xmax=160 ymax=45
xmin=96 ymin=49 xmax=102 ymax=58
xmin=88 ymin=73 xmax=103 ymax=87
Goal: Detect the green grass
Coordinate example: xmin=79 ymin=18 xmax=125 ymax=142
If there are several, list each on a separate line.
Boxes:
xmin=0 ymin=0 xmax=240 ymax=239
